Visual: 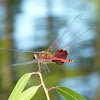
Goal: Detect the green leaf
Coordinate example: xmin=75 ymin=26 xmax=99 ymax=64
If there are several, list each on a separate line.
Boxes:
xmin=8 ymin=73 xmax=33 ymax=100
xmin=56 ymin=86 xmax=86 ymax=100
xmin=15 ymin=86 xmax=40 ymax=100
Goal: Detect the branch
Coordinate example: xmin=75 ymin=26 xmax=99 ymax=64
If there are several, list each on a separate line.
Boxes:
xmin=32 ymin=72 xmax=50 ymax=100
xmin=48 ymin=87 xmax=56 ymax=92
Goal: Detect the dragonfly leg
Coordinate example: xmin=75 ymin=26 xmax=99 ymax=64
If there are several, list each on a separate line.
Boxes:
xmin=44 ymin=64 xmax=50 ymax=74
xmin=42 ymin=64 xmax=50 ymax=78
xmin=44 ymin=65 xmax=47 ymax=78
xmin=39 ymin=63 xmax=44 ymax=70
xmin=38 ymin=62 xmax=41 ymax=72
xmin=38 ymin=62 xmax=50 ymax=78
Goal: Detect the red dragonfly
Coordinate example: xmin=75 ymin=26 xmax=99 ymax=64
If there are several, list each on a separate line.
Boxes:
xmin=0 ymin=15 xmax=92 ymax=72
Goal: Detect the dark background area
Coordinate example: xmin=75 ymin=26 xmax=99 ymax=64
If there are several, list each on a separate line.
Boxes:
xmin=0 ymin=0 xmax=100 ymax=100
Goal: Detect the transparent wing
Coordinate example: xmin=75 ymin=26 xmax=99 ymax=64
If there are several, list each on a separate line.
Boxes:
xmin=12 ymin=60 xmax=37 ymax=66
xmin=61 ymin=27 xmax=92 ymax=52
xmin=59 ymin=26 xmax=95 ymax=59
xmin=0 ymin=48 xmax=37 ymax=53
xmin=47 ymin=14 xmax=82 ymax=52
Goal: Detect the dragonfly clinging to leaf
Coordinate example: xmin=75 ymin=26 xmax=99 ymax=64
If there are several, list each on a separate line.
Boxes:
xmin=0 ymin=14 xmax=92 ymax=73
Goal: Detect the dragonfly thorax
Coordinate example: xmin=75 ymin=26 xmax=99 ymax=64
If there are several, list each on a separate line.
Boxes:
xmin=33 ymin=51 xmax=52 ymax=60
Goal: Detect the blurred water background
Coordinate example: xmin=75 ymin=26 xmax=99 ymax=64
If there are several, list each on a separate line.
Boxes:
xmin=0 ymin=0 xmax=99 ymax=100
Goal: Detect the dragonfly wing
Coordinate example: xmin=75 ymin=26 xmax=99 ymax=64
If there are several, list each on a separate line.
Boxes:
xmin=0 ymin=48 xmax=36 ymax=53
xmin=51 ymin=49 xmax=68 ymax=64
xmin=12 ymin=60 xmax=37 ymax=66
xmin=47 ymin=14 xmax=82 ymax=52
xmin=60 ymin=27 xmax=94 ymax=54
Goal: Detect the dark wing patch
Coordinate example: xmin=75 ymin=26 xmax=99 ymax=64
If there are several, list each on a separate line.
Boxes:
xmin=52 ymin=49 xmax=68 ymax=65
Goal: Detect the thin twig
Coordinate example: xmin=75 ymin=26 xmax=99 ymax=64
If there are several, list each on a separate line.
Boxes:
xmin=32 ymin=71 xmax=50 ymax=100
xmin=38 ymin=72 xmax=50 ymax=100
xmin=48 ymin=87 xmax=56 ymax=92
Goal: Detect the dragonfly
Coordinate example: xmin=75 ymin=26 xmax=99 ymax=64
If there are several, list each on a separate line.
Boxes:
xmin=0 ymin=14 xmax=92 ymax=73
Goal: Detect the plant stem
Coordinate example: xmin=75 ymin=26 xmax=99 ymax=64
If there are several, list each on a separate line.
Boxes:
xmin=38 ymin=72 xmax=50 ymax=100
xmin=48 ymin=87 xmax=56 ymax=92
xmin=32 ymin=66 xmax=50 ymax=100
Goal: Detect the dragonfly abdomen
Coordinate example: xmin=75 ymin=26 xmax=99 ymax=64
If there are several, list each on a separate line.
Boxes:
xmin=51 ymin=56 xmax=75 ymax=64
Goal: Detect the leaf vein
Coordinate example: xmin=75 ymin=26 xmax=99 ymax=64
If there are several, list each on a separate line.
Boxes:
xmin=58 ymin=88 xmax=78 ymax=100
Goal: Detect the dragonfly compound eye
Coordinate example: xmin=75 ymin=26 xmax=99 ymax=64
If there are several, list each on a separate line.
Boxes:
xmin=34 ymin=53 xmax=40 ymax=59
xmin=33 ymin=55 xmax=36 ymax=59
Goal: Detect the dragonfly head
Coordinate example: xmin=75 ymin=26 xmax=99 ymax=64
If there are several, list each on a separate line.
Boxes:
xmin=33 ymin=53 xmax=40 ymax=60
